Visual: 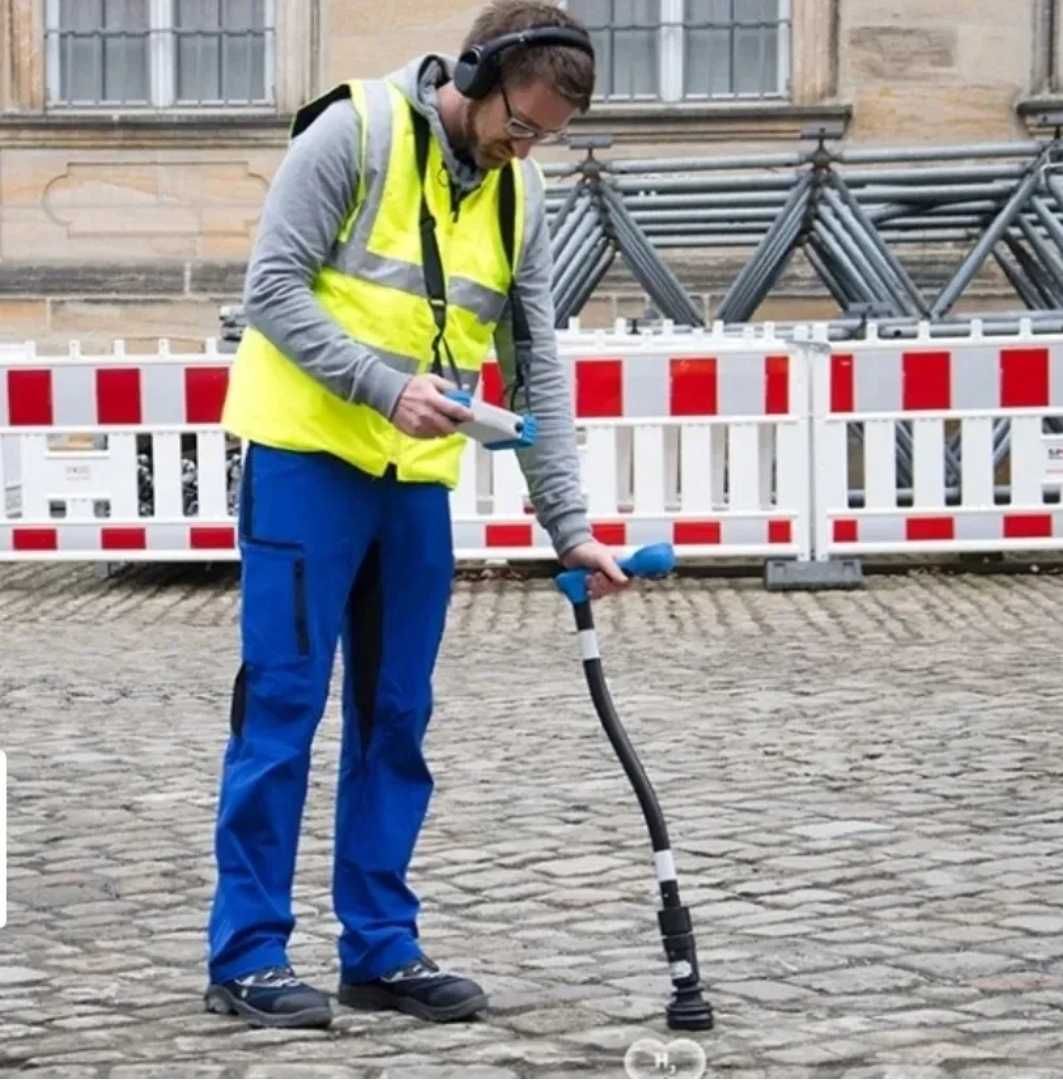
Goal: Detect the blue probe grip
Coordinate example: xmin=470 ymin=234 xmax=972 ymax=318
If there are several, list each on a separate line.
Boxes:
xmin=554 ymin=542 xmax=676 ymax=605
xmin=444 ymin=389 xmax=473 ymax=406
xmin=484 ymin=414 xmax=537 ymax=450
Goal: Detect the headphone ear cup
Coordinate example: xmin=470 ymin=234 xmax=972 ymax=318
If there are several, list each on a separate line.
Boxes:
xmin=453 ymin=47 xmax=481 ymax=97
xmin=454 ymin=45 xmax=498 ymax=99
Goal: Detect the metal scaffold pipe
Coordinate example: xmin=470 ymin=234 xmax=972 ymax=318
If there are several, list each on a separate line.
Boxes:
xmin=839 ymin=163 xmax=1030 ymax=185
xmin=836 ymin=141 xmax=1043 ymax=163
xmin=615 ymin=173 xmax=803 ymax=195
xmin=818 ymin=200 xmax=913 ymax=314
xmin=843 ymin=181 xmax=1022 ymax=203
xmin=540 ymin=132 xmax=1063 ymax=334
xmin=830 ymin=178 xmax=932 ymax=314
xmin=930 ymin=151 xmax=1050 ymax=317
xmin=602 ymin=151 xmax=807 ymax=174
xmin=716 ymin=176 xmax=812 ymax=322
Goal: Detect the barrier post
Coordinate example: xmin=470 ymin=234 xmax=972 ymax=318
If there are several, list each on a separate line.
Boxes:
xmin=765 ymin=324 xmax=863 ymax=589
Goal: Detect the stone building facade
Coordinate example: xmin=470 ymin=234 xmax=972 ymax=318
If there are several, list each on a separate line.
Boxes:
xmin=0 ymin=0 xmax=1062 ymax=348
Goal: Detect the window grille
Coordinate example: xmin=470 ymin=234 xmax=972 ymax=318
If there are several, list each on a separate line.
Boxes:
xmin=46 ymin=0 xmax=275 ymax=108
xmin=566 ymin=0 xmax=790 ymax=102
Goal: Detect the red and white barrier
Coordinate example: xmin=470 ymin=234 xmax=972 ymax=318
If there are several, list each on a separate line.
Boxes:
xmin=453 ymin=323 xmax=810 ymax=560
xmin=0 ymin=340 xmax=236 ymax=560
xmin=8 ymin=323 xmax=1063 ymax=567
xmin=0 ymin=326 xmax=813 ymax=563
xmin=811 ymin=323 xmax=1063 ymax=557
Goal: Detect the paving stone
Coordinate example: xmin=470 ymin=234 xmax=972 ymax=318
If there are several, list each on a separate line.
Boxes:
xmin=842 ymin=1067 xmax=949 ymax=1079
xmin=790 ymin=965 xmax=926 ymax=995
xmin=875 ymin=1008 xmax=978 ymax=1027
xmin=763 ymin=1039 xmax=878 ymax=1066
xmin=896 ymin=951 xmax=1022 ymax=980
xmin=998 ymin=914 xmax=1063 ymax=934
xmin=947 ymin=1067 xmax=1058 ymax=1080
xmin=0 ymin=968 xmax=49 ymax=986
xmin=380 ymin=1069 xmax=519 ymax=1080
xmin=4 ymin=566 xmax=1063 ymax=1075
xmin=535 ymin=855 xmax=626 ymax=878
xmin=51 ymin=1014 xmax=140 ymax=1031
xmin=714 ymin=979 xmax=818 ymax=1005
xmin=107 ymin=1066 xmax=231 ymax=1078
xmin=790 ymin=821 xmax=893 ymax=840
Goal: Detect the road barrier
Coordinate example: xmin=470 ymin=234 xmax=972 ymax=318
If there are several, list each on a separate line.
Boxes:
xmin=2 ymin=323 xmax=1061 ymax=571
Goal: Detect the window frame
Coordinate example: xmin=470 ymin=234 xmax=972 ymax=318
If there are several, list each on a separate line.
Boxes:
xmin=44 ymin=0 xmax=277 ymax=112
xmin=564 ymin=0 xmax=792 ymax=104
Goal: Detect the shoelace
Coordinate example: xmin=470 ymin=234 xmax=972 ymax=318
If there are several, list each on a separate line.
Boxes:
xmin=382 ymin=958 xmax=446 ymax=982
xmin=236 ymin=965 xmax=302 ymax=989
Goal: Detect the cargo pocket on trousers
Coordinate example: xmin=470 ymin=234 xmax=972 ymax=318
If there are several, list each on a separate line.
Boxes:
xmin=229 ymin=662 xmax=248 ymax=737
xmin=240 ymin=539 xmax=312 ymax=666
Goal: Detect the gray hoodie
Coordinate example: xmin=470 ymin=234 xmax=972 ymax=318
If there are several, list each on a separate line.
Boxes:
xmin=242 ymin=55 xmax=592 ymax=557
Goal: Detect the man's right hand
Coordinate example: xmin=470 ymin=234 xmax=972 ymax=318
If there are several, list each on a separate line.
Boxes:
xmin=390 ymin=374 xmax=474 ymax=439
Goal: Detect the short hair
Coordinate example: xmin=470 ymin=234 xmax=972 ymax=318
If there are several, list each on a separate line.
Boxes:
xmin=461 ymin=1 xmax=596 ymax=112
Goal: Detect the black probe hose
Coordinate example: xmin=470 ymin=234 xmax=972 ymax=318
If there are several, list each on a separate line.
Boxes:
xmin=556 ymin=544 xmax=713 ymax=1031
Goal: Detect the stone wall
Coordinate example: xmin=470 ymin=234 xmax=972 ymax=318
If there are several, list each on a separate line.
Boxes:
xmin=839 ymin=0 xmax=1037 ymax=141
xmin=0 ymin=0 xmax=1059 ymax=347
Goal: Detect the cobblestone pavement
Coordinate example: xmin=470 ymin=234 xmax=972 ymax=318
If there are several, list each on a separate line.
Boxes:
xmin=1 ymin=561 xmax=1063 ymax=1078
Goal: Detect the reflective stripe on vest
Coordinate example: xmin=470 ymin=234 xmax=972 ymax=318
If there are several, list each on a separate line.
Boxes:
xmin=223 ymin=78 xmax=525 ymax=487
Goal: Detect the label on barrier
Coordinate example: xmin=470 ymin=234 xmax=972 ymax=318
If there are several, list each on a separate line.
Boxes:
xmin=64 ymin=464 xmax=93 ymax=485
xmin=1044 ymin=435 xmax=1063 ymax=486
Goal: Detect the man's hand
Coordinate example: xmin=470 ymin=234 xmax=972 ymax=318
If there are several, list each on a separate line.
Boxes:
xmin=391 ymin=374 xmax=474 ymax=438
xmin=560 ymin=539 xmax=629 ymax=600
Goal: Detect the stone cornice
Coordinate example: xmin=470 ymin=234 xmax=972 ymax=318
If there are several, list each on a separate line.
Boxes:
xmin=0 ymin=103 xmax=855 ymax=150
xmin=0 ymin=112 xmax=293 ymax=149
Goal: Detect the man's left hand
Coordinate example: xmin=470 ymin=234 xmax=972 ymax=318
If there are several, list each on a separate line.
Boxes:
xmin=560 ymin=540 xmax=629 ymax=601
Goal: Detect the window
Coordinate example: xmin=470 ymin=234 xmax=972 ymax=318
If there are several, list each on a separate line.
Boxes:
xmin=566 ymin=0 xmax=790 ymax=102
xmin=45 ymin=0 xmax=276 ymax=108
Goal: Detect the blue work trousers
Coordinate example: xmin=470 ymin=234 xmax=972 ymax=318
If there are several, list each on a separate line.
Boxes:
xmin=207 ymin=443 xmax=454 ymax=984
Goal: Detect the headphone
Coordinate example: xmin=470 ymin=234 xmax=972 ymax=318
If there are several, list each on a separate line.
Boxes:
xmin=452 ymin=26 xmax=595 ymax=100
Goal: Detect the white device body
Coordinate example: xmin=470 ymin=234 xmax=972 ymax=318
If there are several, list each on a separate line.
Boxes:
xmin=457 ymin=398 xmax=526 ymax=446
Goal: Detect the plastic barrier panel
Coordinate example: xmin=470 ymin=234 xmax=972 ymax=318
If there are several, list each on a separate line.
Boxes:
xmin=0 ymin=328 xmax=812 ymax=564
xmin=811 ymin=323 xmax=1063 ymax=558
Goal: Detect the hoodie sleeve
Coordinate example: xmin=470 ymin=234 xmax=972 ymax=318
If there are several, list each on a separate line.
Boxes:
xmin=494 ymin=160 xmax=593 ymax=558
xmin=242 ymin=98 xmax=411 ymax=419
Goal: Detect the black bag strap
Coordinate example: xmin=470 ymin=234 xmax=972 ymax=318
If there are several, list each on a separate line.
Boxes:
xmin=499 ymin=162 xmax=533 ymax=413
xmin=411 ymin=105 xmax=533 ymax=410
xmin=411 ymin=108 xmax=462 ymax=388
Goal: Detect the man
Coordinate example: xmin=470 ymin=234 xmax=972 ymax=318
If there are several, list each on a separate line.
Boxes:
xmin=204 ymin=0 xmax=624 ymax=1030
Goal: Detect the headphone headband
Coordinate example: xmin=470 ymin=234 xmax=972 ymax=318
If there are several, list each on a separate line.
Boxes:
xmin=453 ymin=26 xmax=595 ymax=100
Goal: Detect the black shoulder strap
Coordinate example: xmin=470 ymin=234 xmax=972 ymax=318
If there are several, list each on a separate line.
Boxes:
xmin=499 ymin=162 xmax=517 ymax=271
xmin=290 ymin=83 xmax=352 ymax=140
xmin=499 ymin=162 xmax=533 ymax=411
xmin=411 ymin=107 xmax=461 ymax=387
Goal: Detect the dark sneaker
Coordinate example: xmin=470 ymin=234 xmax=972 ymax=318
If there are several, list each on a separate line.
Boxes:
xmin=204 ymin=965 xmax=333 ymax=1029
xmin=338 ymin=955 xmax=488 ymax=1022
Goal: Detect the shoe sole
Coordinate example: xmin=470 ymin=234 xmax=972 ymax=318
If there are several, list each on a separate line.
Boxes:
xmin=338 ymin=983 xmax=488 ymax=1022
xmin=204 ymin=985 xmax=334 ymax=1029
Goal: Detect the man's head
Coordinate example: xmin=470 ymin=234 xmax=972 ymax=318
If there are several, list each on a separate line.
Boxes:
xmin=449 ymin=0 xmax=595 ymax=171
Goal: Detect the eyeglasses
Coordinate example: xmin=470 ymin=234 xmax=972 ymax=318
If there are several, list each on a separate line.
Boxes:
xmin=499 ymin=83 xmax=568 ymax=145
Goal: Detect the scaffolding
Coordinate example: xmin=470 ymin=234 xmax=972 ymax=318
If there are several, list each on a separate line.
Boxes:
xmin=542 ymin=121 xmax=1063 ymax=492
xmin=544 ymin=121 xmax=1063 ymax=332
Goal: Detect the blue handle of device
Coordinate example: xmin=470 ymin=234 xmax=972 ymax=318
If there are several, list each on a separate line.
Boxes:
xmin=554 ymin=542 xmax=676 ymax=605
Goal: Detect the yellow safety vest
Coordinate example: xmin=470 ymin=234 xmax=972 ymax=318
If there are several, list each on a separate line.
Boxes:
xmin=223 ymin=78 xmax=525 ymax=487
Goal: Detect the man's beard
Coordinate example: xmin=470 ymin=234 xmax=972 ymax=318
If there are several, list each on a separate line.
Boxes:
xmin=461 ymin=100 xmax=509 ymax=171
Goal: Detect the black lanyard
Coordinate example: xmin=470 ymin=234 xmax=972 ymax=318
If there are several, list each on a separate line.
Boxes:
xmin=411 ymin=105 xmax=533 ymax=411
xmin=412 ymin=108 xmax=462 ymax=388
